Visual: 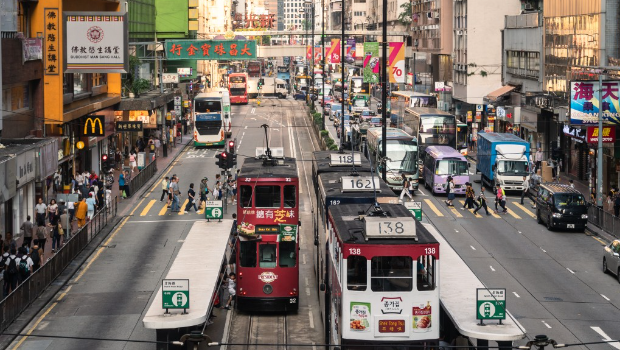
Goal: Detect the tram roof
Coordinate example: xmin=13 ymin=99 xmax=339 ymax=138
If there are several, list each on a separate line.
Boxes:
xmin=318 ymin=172 xmax=396 ymax=200
xmin=143 ymin=220 xmax=234 ymax=329
xmin=312 ymin=151 xmax=372 ymax=175
xmin=422 ymin=223 xmax=527 ymax=341
xmin=328 ymin=204 xmax=437 ymax=245
xmin=239 ymin=157 xmax=298 ymax=178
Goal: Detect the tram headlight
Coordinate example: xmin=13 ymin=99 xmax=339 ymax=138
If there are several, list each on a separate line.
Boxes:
xmin=263 ymin=284 xmax=273 ymax=295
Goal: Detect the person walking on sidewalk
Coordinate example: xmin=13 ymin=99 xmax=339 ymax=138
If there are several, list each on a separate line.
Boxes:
xmin=614 ymin=194 xmax=620 ymax=217
xmin=20 ymin=216 xmax=34 ymax=248
xmin=49 ymin=208 xmax=61 ymax=254
xmin=35 ymin=198 xmax=47 ymax=226
xmin=86 ymin=193 xmax=97 ymax=220
xmin=75 ymin=197 xmax=88 ymax=228
xmin=35 ymin=225 xmax=47 ymax=253
xmin=60 ymin=209 xmax=70 ymax=243
xmin=520 ymin=176 xmax=530 ymax=205
xmin=160 ymin=177 xmax=169 ymax=202
xmin=399 ymin=174 xmax=413 ymax=202
xmin=473 ymin=187 xmax=491 ymax=215
xmin=30 ymin=244 xmax=41 ymax=273
xmin=535 ymin=148 xmax=543 ymax=173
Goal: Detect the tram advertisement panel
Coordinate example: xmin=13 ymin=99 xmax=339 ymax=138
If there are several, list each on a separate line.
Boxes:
xmin=350 ymin=302 xmax=371 ymax=332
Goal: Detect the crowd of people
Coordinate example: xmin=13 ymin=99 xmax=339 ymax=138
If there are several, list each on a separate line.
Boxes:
xmin=159 ymin=171 xmax=238 ymax=214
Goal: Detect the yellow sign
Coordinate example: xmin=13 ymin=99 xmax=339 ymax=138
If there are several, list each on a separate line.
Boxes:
xmin=76 ymin=141 xmax=85 ymax=150
xmin=83 ymin=116 xmax=104 ymax=136
xmin=183 ymin=101 xmax=190 ymax=108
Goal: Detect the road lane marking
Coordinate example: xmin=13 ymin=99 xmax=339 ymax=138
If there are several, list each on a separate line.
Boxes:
xmin=302 ymin=254 xmax=307 ymax=265
xmin=513 ymin=292 xmax=520 ymax=298
xmin=417 ymin=188 xmax=428 ymax=196
xmin=489 ymin=209 xmax=501 ymax=218
xmin=449 ymin=206 xmax=463 ymax=218
xmin=489 ymin=266 xmax=495 ymax=272
xmin=591 ymin=235 xmax=607 ymax=245
xmin=470 ymin=245 xmax=476 ymax=250
xmin=459 ymin=200 xmax=482 ymax=218
xmin=567 ymin=268 xmax=575 ymax=274
xmin=512 ymin=202 xmax=536 ymax=218
xmin=158 ymin=204 xmax=168 ymax=216
xmin=178 ymin=199 xmax=189 ymax=215
xmin=140 ymin=200 xmax=157 ymax=216
xmin=542 ymin=321 xmax=552 ymax=329
xmin=601 ymin=294 xmax=610 ymax=301
xmin=505 ymin=208 xmax=522 ymax=219
xmin=540 ymin=247 xmax=547 ymax=253
xmin=309 ymin=311 xmax=315 ymax=329
xmin=306 ymin=288 xmax=311 ymax=296
xmin=591 ymin=326 xmax=620 ymax=350
xmin=251 ymin=107 xmax=255 ymax=114
xmin=423 ymin=199 xmax=444 ymax=217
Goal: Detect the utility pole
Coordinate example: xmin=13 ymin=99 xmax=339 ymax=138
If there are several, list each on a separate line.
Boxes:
xmin=596 ymin=72 xmax=604 ymax=207
xmin=321 ymin=0 xmax=325 ymax=130
xmin=311 ymin=2 xmax=315 ymax=106
xmin=380 ymin=0 xmax=387 ymax=182
xmin=340 ymin=0 xmax=345 ymax=148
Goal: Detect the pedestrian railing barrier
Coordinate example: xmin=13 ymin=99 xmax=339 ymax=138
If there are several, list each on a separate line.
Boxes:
xmin=126 ymin=159 xmax=157 ymax=198
xmin=588 ymin=205 xmax=619 ymax=239
xmin=0 ymin=197 xmax=119 ymax=332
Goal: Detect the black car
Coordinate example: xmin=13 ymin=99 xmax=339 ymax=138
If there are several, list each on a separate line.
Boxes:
xmin=535 ymin=183 xmax=588 ymax=232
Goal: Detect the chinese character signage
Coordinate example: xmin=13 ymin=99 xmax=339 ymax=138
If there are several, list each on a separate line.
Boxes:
xmin=44 ymin=8 xmax=59 ymax=75
xmin=166 ymin=40 xmax=257 ymax=60
xmin=162 ymin=73 xmax=179 ymax=83
xmin=363 ymin=42 xmax=379 ymax=83
xmin=570 ymin=81 xmax=620 ymax=125
xmin=83 ymin=115 xmax=104 ymax=136
xmin=476 ymin=288 xmax=506 ymax=320
xmin=63 ymin=12 xmax=128 ymax=73
xmin=586 ymin=126 xmax=616 ymax=143
xmin=116 ymin=121 xmax=144 ymax=132
xmin=388 ymin=42 xmax=405 ymax=83
xmin=22 ymin=38 xmax=42 ymax=63
xmin=232 ymin=13 xmax=275 ymax=29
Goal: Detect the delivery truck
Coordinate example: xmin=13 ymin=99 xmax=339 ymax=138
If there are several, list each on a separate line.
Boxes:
xmin=248 ymin=77 xmax=288 ymax=98
xmin=476 ymin=132 xmax=531 ymax=191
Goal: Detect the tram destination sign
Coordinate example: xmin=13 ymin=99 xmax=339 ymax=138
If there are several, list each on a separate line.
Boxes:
xmin=162 ymin=279 xmax=189 ymax=310
xmin=476 ymin=288 xmax=506 ymax=321
xmin=330 ymin=152 xmax=362 ymax=166
xmin=341 ymin=176 xmax=381 ymax=192
xmin=363 ymin=216 xmax=416 ymax=240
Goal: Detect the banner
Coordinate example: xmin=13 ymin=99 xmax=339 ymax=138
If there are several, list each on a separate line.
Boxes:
xmin=570 ymin=81 xmax=620 ymax=125
xmin=327 ymin=39 xmax=340 ymax=64
xmin=166 ymin=40 xmax=257 ymax=60
xmin=363 ymin=42 xmax=379 ymax=83
xmin=306 ymin=46 xmax=322 ymax=62
xmin=586 ymin=126 xmax=616 ymax=143
xmin=388 ymin=42 xmax=405 ymax=83
xmin=345 ymin=41 xmax=356 ymax=64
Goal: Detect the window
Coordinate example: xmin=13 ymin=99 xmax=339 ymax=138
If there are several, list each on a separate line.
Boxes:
xmin=284 ymin=185 xmax=296 ymax=208
xmin=371 ymin=256 xmax=412 ymax=292
xmin=92 ymin=73 xmax=106 ymax=87
xmin=255 ymin=185 xmax=281 ymax=208
xmin=240 ymin=185 xmax=253 ymax=208
xmin=73 ymin=73 xmax=88 ymax=94
xmin=417 ymin=255 xmax=436 ymax=291
xmin=240 ymin=241 xmax=257 ymax=267
xmin=2 ymin=84 xmax=31 ymax=112
xmin=195 ymin=99 xmax=222 ymax=113
xmin=347 ymin=256 xmax=367 ymax=290
xmin=279 ymin=241 xmax=296 ymax=267
xmin=259 ymin=243 xmax=277 ymax=268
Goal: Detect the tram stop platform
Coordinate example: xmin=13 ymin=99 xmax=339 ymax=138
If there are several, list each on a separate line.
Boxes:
xmin=142 ymin=219 xmax=233 ymax=349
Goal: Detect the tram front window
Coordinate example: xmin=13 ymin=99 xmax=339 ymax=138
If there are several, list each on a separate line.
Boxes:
xmin=255 ymin=186 xmax=282 ymax=208
xmin=240 ymin=241 xmax=257 ymax=267
xmin=284 ymin=185 xmax=296 ymax=208
xmin=240 ymin=185 xmax=253 ymax=208
xmin=279 ymin=241 xmax=296 ymax=267
xmin=259 ymin=243 xmax=277 ymax=268
xmin=370 ymin=256 xmax=413 ymax=292
xmin=347 ymin=256 xmax=367 ymax=291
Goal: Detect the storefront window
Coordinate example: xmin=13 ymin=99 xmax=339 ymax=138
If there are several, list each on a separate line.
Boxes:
xmin=73 ymin=73 xmax=89 ymax=94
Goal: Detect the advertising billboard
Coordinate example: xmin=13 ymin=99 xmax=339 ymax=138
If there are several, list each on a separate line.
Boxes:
xmin=570 ymin=81 xmax=620 ymax=125
xmin=363 ymin=42 xmax=379 ymax=83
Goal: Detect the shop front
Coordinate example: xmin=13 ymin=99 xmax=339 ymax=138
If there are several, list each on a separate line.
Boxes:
xmin=561 ymin=125 xmax=587 ymax=180
xmin=75 ymin=110 xmax=117 ymax=176
xmin=496 ymin=106 xmax=516 ymax=134
xmin=519 ymin=106 xmax=545 ymax=155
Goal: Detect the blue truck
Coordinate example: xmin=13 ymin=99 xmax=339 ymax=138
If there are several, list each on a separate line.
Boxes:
xmin=476 ymin=132 xmax=531 ymax=191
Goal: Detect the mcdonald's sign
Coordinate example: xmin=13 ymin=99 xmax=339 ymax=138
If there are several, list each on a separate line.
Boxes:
xmin=83 ymin=116 xmax=105 ymax=136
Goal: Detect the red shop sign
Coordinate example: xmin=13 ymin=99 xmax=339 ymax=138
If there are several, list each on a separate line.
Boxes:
xmin=586 ymin=126 xmax=616 ymax=143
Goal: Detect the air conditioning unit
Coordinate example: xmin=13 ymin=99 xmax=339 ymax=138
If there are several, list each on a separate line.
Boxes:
xmin=524 ymin=3 xmax=534 ymax=10
xmin=456 ymin=30 xmax=463 ymax=35
xmin=434 ymin=12 xmax=440 ymax=18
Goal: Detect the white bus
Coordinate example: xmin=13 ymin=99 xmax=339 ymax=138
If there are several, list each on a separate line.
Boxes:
xmin=193 ymin=92 xmax=230 ymax=147
xmin=213 ymin=88 xmax=232 ymax=137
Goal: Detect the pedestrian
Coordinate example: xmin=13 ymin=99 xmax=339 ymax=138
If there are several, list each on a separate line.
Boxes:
xmin=495 ymin=185 xmax=507 ymax=213
xmin=60 ymin=209 xmax=70 ymax=243
xmin=520 ymin=176 xmax=529 ymax=205
xmin=614 ymin=195 xmax=620 ymax=217
xmin=97 ymin=184 xmax=105 ymax=210
xmin=399 ymin=174 xmax=413 ymax=202
xmin=223 ymin=272 xmax=236 ymax=309
xmin=49 ymin=208 xmax=61 ymax=253
xmin=154 ymin=137 xmax=161 ymax=157
xmin=199 ymin=178 xmax=210 ymax=207
xmin=35 ymin=198 xmax=47 ymax=226
xmin=35 ymin=224 xmax=47 ymax=253
xmin=105 ymin=186 xmax=112 ymax=212
xmin=228 ymin=213 xmax=238 ymax=273
xmin=535 ymin=148 xmax=543 ymax=173
xmin=3 ymin=232 xmax=17 ymax=252
xmin=67 ymin=199 xmax=75 ymax=223
xmin=20 ymin=216 xmax=34 ymax=248
xmin=462 ymin=183 xmax=476 ymax=209
xmin=17 ymin=246 xmax=33 ymax=284
xmin=214 ymin=181 xmax=222 ymax=200
xmin=444 ymin=177 xmax=455 ymax=206
xmin=75 ymin=197 xmax=88 ymax=228
xmin=86 ymin=193 xmax=97 ymax=220
xmin=473 ymin=187 xmax=491 ymax=215
xmin=160 ymin=177 xmax=169 ymax=202
xmin=30 ymin=244 xmax=41 ymax=273
xmin=53 ymin=169 xmax=62 ymax=194
xmin=183 ymin=183 xmax=199 ymax=213
xmin=170 ymin=177 xmax=181 ymax=212
xmin=569 ymin=179 xmax=574 ymax=188
xmin=129 ymin=152 xmax=137 ymax=173
xmin=3 ymin=248 xmax=19 ymax=297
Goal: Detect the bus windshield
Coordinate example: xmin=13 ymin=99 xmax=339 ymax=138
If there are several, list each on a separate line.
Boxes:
xmin=229 ymin=76 xmax=245 ymax=83
xmin=457 ymin=124 xmax=468 ymax=150
xmin=195 ymin=99 xmax=221 ymax=113
xmin=352 ymin=79 xmax=363 ymax=89
xmin=353 ymin=99 xmax=368 ymax=107
xmin=385 ymin=140 xmax=418 ymax=173
xmin=435 ymin=159 xmax=468 ymax=175
xmin=497 ymin=160 xmax=528 ymax=176
xmin=419 ymin=116 xmax=456 ymax=147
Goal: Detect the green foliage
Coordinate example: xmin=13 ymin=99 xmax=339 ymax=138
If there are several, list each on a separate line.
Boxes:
xmin=328 ymin=143 xmax=339 ymax=150
xmin=397 ymin=2 xmax=412 ymax=26
xmin=132 ymin=79 xmax=151 ymax=95
xmin=320 ymin=130 xmax=329 ymax=138
xmin=123 ymin=55 xmax=151 ymax=96
xmin=325 ymin=138 xmax=335 ymax=147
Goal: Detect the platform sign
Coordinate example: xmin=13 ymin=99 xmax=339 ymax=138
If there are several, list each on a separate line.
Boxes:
xmin=205 ymin=200 xmax=223 ymax=219
xmin=404 ymin=201 xmax=423 ymax=221
xmin=162 ymin=279 xmax=189 ymax=309
xmin=476 ymin=288 xmax=506 ymax=320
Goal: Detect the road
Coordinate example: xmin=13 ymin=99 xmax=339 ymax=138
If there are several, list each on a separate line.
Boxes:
xmin=8 ymin=97 xmax=324 ymax=350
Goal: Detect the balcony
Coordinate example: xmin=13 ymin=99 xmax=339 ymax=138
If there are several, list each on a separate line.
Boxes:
xmin=505 ymin=12 xmax=541 ymax=29
xmin=507 ymin=67 xmax=540 ymax=80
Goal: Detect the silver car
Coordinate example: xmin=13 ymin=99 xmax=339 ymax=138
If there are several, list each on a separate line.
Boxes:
xmin=603 ymin=239 xmax=620 ymax=283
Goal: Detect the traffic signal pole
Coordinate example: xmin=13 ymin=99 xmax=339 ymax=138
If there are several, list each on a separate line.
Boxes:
xmin=381 ymin=0 xmax=387 ymax=182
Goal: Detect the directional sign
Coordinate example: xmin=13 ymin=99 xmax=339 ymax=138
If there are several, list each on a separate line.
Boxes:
xmin=476 ymin=288 xmax=506 ymax=320
xmin=162 ymin=279 xmax=190 ymax=309
xmin=205 ymin=200 xmax=223 ymax=219
xmin=174 ymin=105 xmax=182 ymax=114
xmin=174 ymin=96 xmax=182 ymax=106
xmin=404 ymin=201 xmax=423 ymax=221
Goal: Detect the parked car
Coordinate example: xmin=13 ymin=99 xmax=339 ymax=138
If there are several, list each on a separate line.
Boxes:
xmin=535 ymin=183 xmax=588 ymax=232
xmin=603 ymin=239 xmax=620 ymax=283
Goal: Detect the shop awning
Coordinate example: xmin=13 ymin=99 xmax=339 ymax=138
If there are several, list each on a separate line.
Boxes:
xmin=485 ymin=85 xmax=516 ymax=102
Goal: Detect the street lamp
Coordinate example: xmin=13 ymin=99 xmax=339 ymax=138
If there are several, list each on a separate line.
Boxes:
xmin=321 ymin=0 xmax=326 ymax=130
xmin=305 ymin=0 xmax=315 ymax=108
xmin=300 ymin=7 xmax=310 ymax=104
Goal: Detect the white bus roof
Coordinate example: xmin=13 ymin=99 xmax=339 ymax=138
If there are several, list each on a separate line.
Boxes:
xmin=423 ymin=223 xmax=527 ymax=341
xmin=195 ymin=92 xmax=224 ymax=99
xmin=392 ymin=91 xmax=434 ymax=98
xmin=143 ymin=220 xmax=233 ymax=329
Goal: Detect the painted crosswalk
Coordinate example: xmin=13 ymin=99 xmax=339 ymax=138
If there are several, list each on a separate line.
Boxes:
xmin=133 ymin=198 xmax=233 ymax=217
xmin=421 ymin=198 xmax=539 ymax=220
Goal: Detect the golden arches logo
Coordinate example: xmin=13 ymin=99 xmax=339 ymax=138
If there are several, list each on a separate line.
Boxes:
xmin=84 ymin=117 xmax=104 ymax=136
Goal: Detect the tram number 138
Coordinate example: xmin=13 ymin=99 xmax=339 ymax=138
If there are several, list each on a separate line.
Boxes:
xmin=378 ymin=221 xmax=405 ymax=234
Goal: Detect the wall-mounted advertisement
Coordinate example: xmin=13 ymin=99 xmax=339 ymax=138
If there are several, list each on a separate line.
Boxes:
xmin=388 ymin=42 xmax=405 ymax=83
xmin=63 ymin=12 xmax=128 ymax=73
xmin=363 ymin=42 xmax=379 ymax=83
xmin=570 ymin=81 xmax=620 ymax=125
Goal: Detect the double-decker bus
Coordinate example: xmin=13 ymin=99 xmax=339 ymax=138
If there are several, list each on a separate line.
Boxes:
xmin=366 ymin=127 xmax=419 ymax=192
xmin=228 ymin=73 xmax=248 ymax=104
xmin=321 ymin=203 xmax=440 ymax=348
xmin=422 ymin=146 xmax=469 ymax=195
xmin=192 ymin=92 xmax=229 ymax=147
xmin=402 ymin=107 xmax=457 ymax=154
xmin=457 ymin=122 xmax=468 ymax=155
xmin=235 ymin=149 xmax=300 ymax=312
xmin=391 ymin=92 xmax=438 ymax=129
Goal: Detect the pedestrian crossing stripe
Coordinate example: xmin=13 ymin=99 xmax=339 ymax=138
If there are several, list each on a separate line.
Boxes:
xmin=140 ymin=200 xmax=157 ymax=217
xmin=512 ymin=202 xmax=536 ymax=219
xmin=178 ymin=199 xmax=189 ymax=215
xmin=423 ymin=199 xmax=444 ymax=217
xmin=158 ymin=203 xmax=168 ymax=216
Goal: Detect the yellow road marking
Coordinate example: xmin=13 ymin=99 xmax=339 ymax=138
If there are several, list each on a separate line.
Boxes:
xmin=506 ymin=208 xmax=522 ymax=219
xmin=423 ymin=199 xmax=444 ymax=217
xmin=512 ymin=202 xmax=536 ymax=219
xmin=159 ymin=204 xmax=169 ymax=216
xmin=178 ymin=199 xmax=189 ymax=215
xmin=449 ymin=206 xmax=463 ymax=218
xmin=590 ymin=235 xmax=607 ymax=245
xmin=458 ymin=200 xmax=482 ymax=217
xmin=489 ymin=207 xmax=501 ymax=218
xmin=140 ymin=200 xmax=156 ymax=216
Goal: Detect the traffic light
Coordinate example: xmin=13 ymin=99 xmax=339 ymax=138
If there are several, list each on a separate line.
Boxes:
xmin=228 ymin=140 xmax=235 ymax=154
xmin=226 ymin=152 xmax=235 ymax=169
xmin=227 ymin=140 xmax=238 ymax=167
xmin=216 ymin=152 xmax=228 ymax=170
xmin=258 ymin=78 xmax=264 ymax=90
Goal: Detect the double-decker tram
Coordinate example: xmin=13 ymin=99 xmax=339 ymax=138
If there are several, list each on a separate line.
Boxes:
xmin=321 ymin=203 xmax=440 ymax=349
xmin=235 ymin=148 xmax=300 ymax=312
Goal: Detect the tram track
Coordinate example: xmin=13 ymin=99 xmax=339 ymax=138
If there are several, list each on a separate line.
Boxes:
xmin=228 ymin=310 xmax=289 ymax=350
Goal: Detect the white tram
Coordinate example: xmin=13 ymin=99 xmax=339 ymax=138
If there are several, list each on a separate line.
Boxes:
xmin=321 ymin=203 xmax=440 ymax=349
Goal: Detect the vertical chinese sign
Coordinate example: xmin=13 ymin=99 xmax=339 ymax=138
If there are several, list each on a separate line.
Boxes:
xmin=388 ymin=42 xmax=405 ymax=83
xmin=363 ymin=42 xmax=379 ymax=83
xmin=570 ymin=81 xmax=620 ymax=125
xmin=166 ymin=40 xmax=257 ymax=61
xmin=63 ymin=12 xmax=128 ymax=73
xmin=44 ymin=8 xmax=60 ymax=75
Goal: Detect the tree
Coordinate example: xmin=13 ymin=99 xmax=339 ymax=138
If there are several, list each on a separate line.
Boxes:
xmin=397 ymin=2 xmax=412 ymax=27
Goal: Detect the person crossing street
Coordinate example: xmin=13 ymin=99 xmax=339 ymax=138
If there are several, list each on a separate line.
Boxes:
xmin=473 ymin=187 xmax=491 ymax=215
xmin=520 ymin=176 xmax=529 ymax=205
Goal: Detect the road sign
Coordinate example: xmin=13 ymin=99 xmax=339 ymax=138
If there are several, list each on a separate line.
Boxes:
xmin=476 ymin=288 xmax=506 ymax=321
xmin=205 ymin=200 xmax=223 ymax=220
xmin=404 ymin=201 xmax=423 ymax=221
xmin=162 ymin=279 xmax=190 ymax=310
xmin=174 ymin=105 xmax=182 ymax=114
xmin=174 ymin=96 xmax=182 ymax=106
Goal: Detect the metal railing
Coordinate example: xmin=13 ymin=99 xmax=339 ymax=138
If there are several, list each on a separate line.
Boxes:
xmin=588 ymin=205 xmax=619 ymax=238
xmin=0 ymin=198 xmax=119 ymax=332
xmin=126 ymin=159 xmax=158 ymax=198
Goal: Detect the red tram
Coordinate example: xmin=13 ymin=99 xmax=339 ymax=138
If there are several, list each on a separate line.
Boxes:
xmin=235 ymin=150 xmax=300 ymax=312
